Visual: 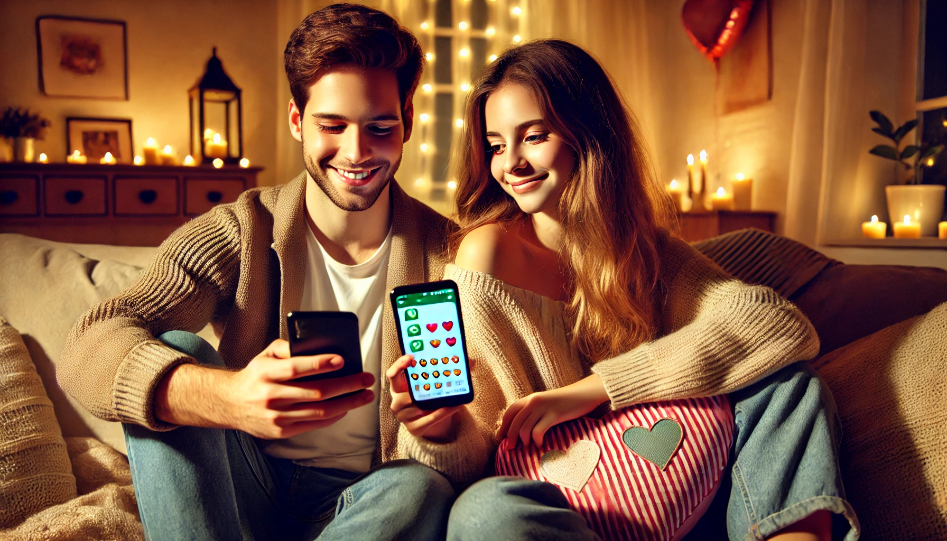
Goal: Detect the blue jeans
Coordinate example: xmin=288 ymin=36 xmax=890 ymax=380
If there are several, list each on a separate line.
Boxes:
xmin=125 ymin=331 xmax=455 ymax=541
xmin=447 ymin=363 xmax=860 ymax=541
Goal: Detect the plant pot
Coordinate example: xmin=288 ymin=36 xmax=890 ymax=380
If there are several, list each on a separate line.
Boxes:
xmin=13 ymin=137 xmax=35 ymax=163
xmin=0 ymin=137 xmax=12 ymax=162
xmin=885 ymin=184 xmax=946 ymax=236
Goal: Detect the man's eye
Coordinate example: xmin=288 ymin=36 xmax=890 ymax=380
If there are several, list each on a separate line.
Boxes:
xmin=369 ymin=126 xmax=394 ymax=135
xmin=317 ymin=125 xmax=345 ymax=134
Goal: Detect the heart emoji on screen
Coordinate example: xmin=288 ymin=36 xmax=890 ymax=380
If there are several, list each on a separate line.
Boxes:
xmin=442 ymin=370 xmax=451 ymax=377
xmin=411 ymin=373 xmax=419 ymax=380
xmin=441 ymin=357 xmax=449 ymax=364
xmin=446 ymin=337 xmax=456 ymax=346
xmin=435 ymin=383 xmax=442 ymax=389
xmin=431 ymin=358 xmax=439 ymax=365
xmin=430 ymin=340 xmax=441 ymax=348
xmin=442 ymin=321 xmax=453 ymax=331
xmin=426 ymin=323 xmax=438 ymax=332
xmin=432 ymin=371 xmax=440 ymax=378
xmin=421 ymin=372 xmax=429 ymax=380
xmin=454 ymin=369 xmax=461 ymax=376
xmin=423 ymin=384 xmax=431 ymax=391
xmin=451 ymin=356 xmax=460 ymax=363
xmin=419 ymin=360 xmax=427 ymax=367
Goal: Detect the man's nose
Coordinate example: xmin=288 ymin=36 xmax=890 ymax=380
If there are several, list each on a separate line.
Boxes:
xmin=341 ymin=127 xmax=371 ymax=165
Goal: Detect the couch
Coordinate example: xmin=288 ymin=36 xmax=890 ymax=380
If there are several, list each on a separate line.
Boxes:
xmin=1 ymin=229 xmax=945 ymax=540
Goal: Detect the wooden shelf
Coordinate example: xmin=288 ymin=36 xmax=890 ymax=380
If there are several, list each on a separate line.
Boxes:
xmin=821 ymin=236 xmax=947 ymax=249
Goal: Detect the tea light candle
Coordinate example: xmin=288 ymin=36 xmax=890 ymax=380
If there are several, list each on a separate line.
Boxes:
xmin=160 ymin=145 xmax=178 ymax=166
xmin=183 ymin=155 xmax=196 ymax=166
xmin=100 ymin=152 xmax=116 ymax=165
xmin=861 ymin=215 xmax=886 ymax=239
xmin=893 ymin=215 xmax=921 ymax=239
xmin=212 ymin=158 xmax=224 ymax=168
xmin=134 ymin=155 xmax=144 ymax=165
xmin=206 ymin=133 xmax=228 ymax=159
xmin=667 ymin=179 xmax=685 ymax=212
xmin=731 ymin=173 xmax=753 ymax=210
xmin=143 ymin=138 xmax=160 ymax=165
xmin=67 ymin=150 xmax=87 ymax=164
xmin=939 ymin=221 xmax=947 ymax=240
xmin=38 ymin=153 xmax=48 ymax=164
xmin=239 ymin=158 xmax=250 ymax=168
xmin=711 ymin=187 xmax=733 ymax=211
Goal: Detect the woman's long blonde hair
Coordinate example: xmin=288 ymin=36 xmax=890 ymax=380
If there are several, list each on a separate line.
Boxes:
xmin=452 ymin=39 xmax=676 ymax=362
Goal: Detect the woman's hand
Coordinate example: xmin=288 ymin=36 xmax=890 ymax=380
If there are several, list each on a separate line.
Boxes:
xmin=497 ymin=373 xmax=610 ymax=449
xmin=386 ymin=354 xmax=463 ymax=443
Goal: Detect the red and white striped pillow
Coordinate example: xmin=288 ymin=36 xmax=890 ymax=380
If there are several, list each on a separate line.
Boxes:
xmin=495 ymin=396 xmax=733 ymax=541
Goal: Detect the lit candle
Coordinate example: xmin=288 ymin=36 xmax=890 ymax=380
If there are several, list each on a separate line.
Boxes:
xmin=67 ymin=150 xmax=87 ymax=164
xmin=205 ymin=133 xmax=228 ymax=159
xmin=667 ymin=179 xmax=685 ymax=212
xmin=183 ymin=155 xmax=196 ymax=166
xmin=711 ymin=187 xmax=733 ymax=211
xmin=696 ymin=150 xmax=709 ymax=211
xmin=893 ymin=215 xmax=921 ymax=239
xmin=861 ymin=215 xmax=886 ymax=239
xmin=38 ymin=153 xmax=48 ymax=164
xmin=731 ymin=173 xmax=753 ymax=211
xmin=143 ymin=138 xmax=160 ymax=165
xmin=239 ymin=158 xmax=250 ymax=168
xmin=203 ymin=128 xmax=214 ymax=141
xmin=134 ymin=155 xmax=144 ymax=165
xmin=939 ymin=221 xmax=947 ymax=240
xmin=160 ymin=145 xmax=178 ymax=166
xmin=213 ymin=158 xmax=224 ymax=169
xmin=686 ymin=154 xmax=695 ymax=209
xmin=100 ymin=152 xmax=116 ymax=165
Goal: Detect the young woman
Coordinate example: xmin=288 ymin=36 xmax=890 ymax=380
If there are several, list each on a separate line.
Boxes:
xmin=387 ymin=40 xmax=858 ymax=540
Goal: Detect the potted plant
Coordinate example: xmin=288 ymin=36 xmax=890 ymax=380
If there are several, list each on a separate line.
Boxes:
xmin=869 ymin=110 xmax=945 ymax=236
xmin=0 ymin=108 xmax=17 ymax=162
xmin=0 ymin=107 xmax=51 ymax=163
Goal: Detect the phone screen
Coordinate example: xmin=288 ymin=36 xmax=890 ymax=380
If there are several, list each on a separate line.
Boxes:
xmin=393 ymin=286 xmax=471 ymax=404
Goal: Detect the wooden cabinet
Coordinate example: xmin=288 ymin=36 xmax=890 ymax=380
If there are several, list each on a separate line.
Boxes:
xmin=0 ymin=163 xmax=260 ymax=246
xmin=677 ymin=210 xmax=777 ymax=242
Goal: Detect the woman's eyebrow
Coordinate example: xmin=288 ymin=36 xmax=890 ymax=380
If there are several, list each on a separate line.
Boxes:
xmin=485 ymin=119 xmax=545 ymax=137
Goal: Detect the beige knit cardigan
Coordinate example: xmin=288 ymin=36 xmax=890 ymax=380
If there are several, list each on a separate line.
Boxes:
xmin=396 ymin=237 xmax=820 ymax=485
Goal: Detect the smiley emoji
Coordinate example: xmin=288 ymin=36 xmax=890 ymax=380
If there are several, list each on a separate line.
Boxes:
xmin=432 ymin=371 xmax=440 ymax=378
xmin=441 ymin=357 xmax=449 ymax=364
xmin=411 ymin=373 xmax=419 ymax=380
xmin=442 ymin=370 xmax=451 ymax=377
xmin=430 ymin=340 xmax=441 ymax=348
xmin=431 ymin=358 xmax=438 ymax=365
xmin=421 ymin=372 xmax=429 ymax=380
xmin=451 ymin=356 xmax=460 ymax=363
xmin=435 ymin=383 xmax=442 ymax=389
xmin=419 ymin=359 xmax=427 ymax=367
xmin=423 ymin=384 xmax=430 ymax=391
xmin=454 ymin=369 xmax=461 ymax=376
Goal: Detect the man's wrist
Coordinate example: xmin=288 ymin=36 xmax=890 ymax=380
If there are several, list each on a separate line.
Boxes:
xmin=155 ymin=363 xmax=233 ymax=428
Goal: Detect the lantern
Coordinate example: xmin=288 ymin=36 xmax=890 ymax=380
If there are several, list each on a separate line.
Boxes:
xmin=189 ymin=48 xmax=242 ymax=165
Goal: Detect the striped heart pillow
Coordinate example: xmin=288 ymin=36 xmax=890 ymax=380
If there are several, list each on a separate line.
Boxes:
xmin=495 ymin=396 xmax=733 ymax=541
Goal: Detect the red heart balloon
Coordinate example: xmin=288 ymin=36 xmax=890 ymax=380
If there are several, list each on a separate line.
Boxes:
xmin=681 ymin=0 xmax=755 ymax=63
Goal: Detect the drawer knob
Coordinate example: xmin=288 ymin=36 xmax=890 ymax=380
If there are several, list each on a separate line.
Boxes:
xmin=64 ymin=190 xmax=84 ymax=204
xmin=0 ymin=190 xmax=18 ymax=205
xmin=138 ymin=189 xmax=158 ymax=204
xmin=206 ymin=191 xmax=223 ymax=203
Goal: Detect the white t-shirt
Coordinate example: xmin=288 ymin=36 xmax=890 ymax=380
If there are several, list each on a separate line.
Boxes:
xmin=262 ymin=224 xmax=391 ymax=472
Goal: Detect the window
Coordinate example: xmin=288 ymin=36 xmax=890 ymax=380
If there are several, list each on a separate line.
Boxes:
xmin=916 ymin=0 xmax=947 ymax=185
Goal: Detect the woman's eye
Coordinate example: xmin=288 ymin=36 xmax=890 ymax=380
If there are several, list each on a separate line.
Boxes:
xmin=525 ymin=133 xmax=549 ymax=144
xmin=488 ymin=143 xmax=506 ymax=155
xmin=317 ymin=125 xmax=345 ymax=134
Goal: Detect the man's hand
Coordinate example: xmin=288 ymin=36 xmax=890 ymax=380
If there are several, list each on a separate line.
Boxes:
xmin=156 ymin=339 xmax=375 ymax=439
xmin=386 ymin=354 xmax=462 ymax=443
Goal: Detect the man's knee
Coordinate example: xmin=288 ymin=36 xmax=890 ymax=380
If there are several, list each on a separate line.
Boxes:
xmin=374 ymin=459 xmax=455 ymax=500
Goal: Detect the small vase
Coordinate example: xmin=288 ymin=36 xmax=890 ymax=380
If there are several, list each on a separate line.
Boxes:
xmin=885 ymin=184 xmax=946 ymax=237
xmin=0 ymin=137 xmax=12 ymax=162
xmin=13 ymin=137 xmax=35 ymax=163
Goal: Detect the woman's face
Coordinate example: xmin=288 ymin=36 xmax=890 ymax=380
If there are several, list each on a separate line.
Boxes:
xmin=483 ymin=84 xmax=575 ymax=216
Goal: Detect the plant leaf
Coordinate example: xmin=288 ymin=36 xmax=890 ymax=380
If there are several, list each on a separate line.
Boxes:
xmin=870 ymin=110 xmax=894 ymax=136
xmin=893 ymin=119 xmax=918 ymax=143
xmin=901 ymin=145 xmax=919 ymax=160
xmin=871 ymin=127 xmax=894 ymax=140
xmin=919 ymin=144 xmax=945 ymax=161
xmin=869 ymin=145 xmax=900 ymax=161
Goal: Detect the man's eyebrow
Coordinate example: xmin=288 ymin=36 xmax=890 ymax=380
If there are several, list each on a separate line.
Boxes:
xmin=310 ymin=113 xmax=401 ymax=122
xmin=485 ymin=119 xmax=545 ymax=137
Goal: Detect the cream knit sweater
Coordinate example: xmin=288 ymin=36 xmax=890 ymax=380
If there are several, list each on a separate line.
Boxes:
xmin=396 ymin=236 xmax=820 ymax=486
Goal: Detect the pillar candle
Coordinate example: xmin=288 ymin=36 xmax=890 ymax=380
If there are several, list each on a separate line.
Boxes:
xmin=99 ymin=152 xmax=116 ymax=165
xmin=183 ymin=155 xmax=197 ymax=166
xmin=711 ymin=187 xmax=733 ymax=211
xmin=66 ymin=150 xmax=87 ymax=164
xmin=667 ymin=179 xmax=685 ymax=212
xmin=893 ymin=215 xmax=921 ymax=239
xmin=731 ymin=173 xmax=753 ymax=210
xmin=205 ymin=133 xmax=228 ymax=159
xmin=861 ymin=215 xmax=886 ymax=239
xmin=143 ymin=138 xmax=160 ymax=165
xmin=160 ymin=145 xmax=178 ymax=166
xmin=939 ymin=221 xmax=947 ymax=240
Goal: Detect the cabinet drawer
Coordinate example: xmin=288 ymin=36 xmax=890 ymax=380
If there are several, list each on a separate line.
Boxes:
xmin=0 ymin=177 xmax=39 ymax=216
xmin=115 ymin=177 xmax=178 ymax=215
xmin=185 ymin=178 xmax=245 ymax=215
xmin=45 ymin=177 xmax=107 ymax=216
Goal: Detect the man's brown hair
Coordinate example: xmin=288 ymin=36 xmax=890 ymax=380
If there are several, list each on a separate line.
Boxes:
xmin=284 ymin=3 xmax=423 ymax=116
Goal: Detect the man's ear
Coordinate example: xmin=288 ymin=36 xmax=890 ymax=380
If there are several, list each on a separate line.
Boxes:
xmin=288 ymin=98 xmax=303 ymax=143
xmin=402 ymin=99 xmax=414 ymax=143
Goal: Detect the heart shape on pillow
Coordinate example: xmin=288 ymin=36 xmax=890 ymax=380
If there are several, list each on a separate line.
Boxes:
xmin=426 ymin=323 xmax=438 ymax=332
xmin=540 ymin=440 xmax=600 ymax=493
xmin=442 ymin=321 xmax=453 ymax=331
xmin=430 ymin=340 xmax=441 ymax=348
xmin=621 ymin=418 xmax=684 ymax=470
xmin=446 ymin=337 xmax=456 ymax=346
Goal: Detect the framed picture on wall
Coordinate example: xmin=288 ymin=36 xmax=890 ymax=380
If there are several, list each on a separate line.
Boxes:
xmin=66 ymin=117 xmax=133 ymax=163
xmin=36 ymin=16 xmax=128 ymax=100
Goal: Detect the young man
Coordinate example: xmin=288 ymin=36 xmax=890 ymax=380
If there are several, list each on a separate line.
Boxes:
xmin=59 ymin=5 xmax=457 ymax=540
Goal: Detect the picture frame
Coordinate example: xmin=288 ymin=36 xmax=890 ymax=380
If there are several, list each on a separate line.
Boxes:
xmin=66 ymin=117 xmax=134 ymax=163
xmin=36 ymin=16 xmax=128 ymax=100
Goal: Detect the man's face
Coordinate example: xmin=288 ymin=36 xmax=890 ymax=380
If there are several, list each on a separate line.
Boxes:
xmin=290 ymin=66 xmax=412 ymax=211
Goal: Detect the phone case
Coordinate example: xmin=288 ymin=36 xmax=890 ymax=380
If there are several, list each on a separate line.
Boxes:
xmin=287 ymin=311 xmax=363 ymax=381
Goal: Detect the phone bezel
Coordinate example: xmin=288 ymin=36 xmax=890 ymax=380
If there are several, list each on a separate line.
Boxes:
xmin=389 ymin=279 xmax=474 ymax=410
xmin=286 ymin=311 xmax=363 ymax=382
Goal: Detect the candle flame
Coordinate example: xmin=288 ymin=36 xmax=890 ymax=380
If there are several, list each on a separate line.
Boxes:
xmin=203 ymin=129 xmax=214 ymax=140
xmin=716 ymin=187 xmax=726 ymax=196
xmin=213 ymin=158 xmax=224 ymax=168
xmin=687 ymin=154 xmax=694 ymax=165
xmin=183 ymin=155 xmax=195 ymax=166
xmin=700 ymin=150 xmax=708 ymax=163
xmin=39 ymin=153 xmax=48 ymax=163
xmin=104 ymin=152 xmax=113 ymax=160
xmin=239 ymin=158 xmax=250 ymax=168
xmin=146 ymin=137 xmax=156 ymax=146
xmin=163 ymin=145 xmax=173 ymax=154
xmin=212 ymin=133 xmax=222 ymax=144
xmin=904 ymin=215 xmax=911 ymax=225
xmin=870 ymin=215 xmax=878 ymax=223
xmin=72 ymin=150 xmax=81 ymax=158
xmin=669 ymin=179 xmax=679 ymax=190
xmin=134 ymin=155 xmax=143 ymax=165
xmin=736 ymin=173 xmax=744 ymax=181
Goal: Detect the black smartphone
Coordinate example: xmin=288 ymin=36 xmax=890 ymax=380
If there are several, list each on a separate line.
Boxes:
xmin=286 ymin=311 xmax=363 ymax=382
xmin=390 ymin=280 xmax=474 ymax=410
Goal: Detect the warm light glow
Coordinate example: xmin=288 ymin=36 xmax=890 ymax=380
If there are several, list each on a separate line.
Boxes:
xmin=419 ymin=113 xmax=430 ymax=123
xmin=870 ymin=215 xmax=879 ymax=223
xmin=716 ymin=187 xmax=726 ymax=197
xmin=239 ymin=158 xmax=250 ymax=168
xmin=426 ymin=52 xmax=434 ymax=61
xmin=460 ymin=83 xmax=470 ymax=91
xmin=486 ymin=27 xmax=496 ymax=36
xmin=511 ymin=6 xmax=522 ymax=15
xmin=455 ymin=118 xmax=464 ymax=128
xmin=415 ymin=178 xmax=424 ymax=187
xmin=203 ymin=129 xmax=214 ymax=140
xmin=687 ymin=154 xmax=695 ymax=166
xmin=489 ymin=54 xmax=498 ymax=62
xmin=420 ymin=21 xmax=430 ymax=30
xmin=423 ymin=84 xmax=432 ymax=93
xmin=145 ymin=137 xmax=157 ymax=147
xmin=447 ymin=180 xmax=457 ymax=190
xmin=212 ymin=133 xmax=222 ymax=144
xmin=512 ymin=35 xmax=522 ymax=43
xmin=669 ymin=179 xmax=679 ymax=190
xmin=943 ymin=119 xmax=947 ymax=127
xmin=100 ymin=152 xmax=116 ymax=164
xmin=927 ymin=157 xmax=935 ymax=166
xmin=38 ymin=153 xmax=48 ymax=163
xmin=73 ymin=150 xmax=82 ymax=159
xmin=213 ymin=158 xmax=224 ymax=168
xmin=183 ymin=155 xmax=196 ymax=166
xmin=904 ymin=215 xmax=912 ymax=225
xmin=162 ymin=145 xmax=172 ymax=154
xmin=699 ymin=149 xmax=708 ymax=163
xmin=735 ymin=173 xmax=745 ymax=181
xmin=459 ymin=48 xmax=470 ymax=57
xmin=134 ymin=155 xmax=143 ymax=165
xmin=459 ymin=21 xmax=468 ymax=30
xmin=420 ymin=143 xmax=429 ymax=153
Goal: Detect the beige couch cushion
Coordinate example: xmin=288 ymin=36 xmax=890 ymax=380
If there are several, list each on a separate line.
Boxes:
xmin=0 ymin=317 xmax=76 ymax=527
xmin=812 ymin=302 xmax=947 ymax=540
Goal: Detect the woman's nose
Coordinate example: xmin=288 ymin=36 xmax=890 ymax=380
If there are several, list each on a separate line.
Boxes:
xmin=503 ymin=150 xmax=527 ymax=174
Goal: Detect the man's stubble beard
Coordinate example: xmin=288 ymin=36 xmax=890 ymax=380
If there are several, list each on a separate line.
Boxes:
xmin=301 ymin=132 xmax=401 ymax=212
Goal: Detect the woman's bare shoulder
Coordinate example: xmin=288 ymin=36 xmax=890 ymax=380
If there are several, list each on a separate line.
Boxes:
xmin=454 ymin=223 xmax=514 ymax=275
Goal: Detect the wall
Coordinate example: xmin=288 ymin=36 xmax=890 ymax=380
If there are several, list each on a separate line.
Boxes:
xmin=0 ymin=0 xmax=281 ymax=186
